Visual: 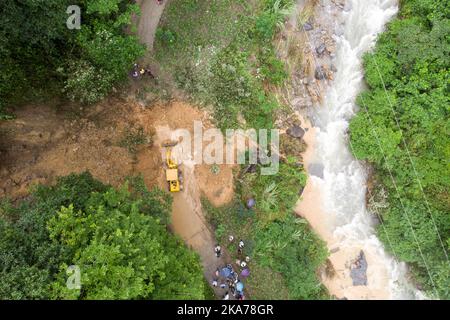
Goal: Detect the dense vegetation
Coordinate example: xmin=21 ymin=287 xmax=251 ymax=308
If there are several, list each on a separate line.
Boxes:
xmin=204 ymin=158 xmax=328 ymax=299
xmin=155 ymin=0 xmax=328 ymax=299
xmin=0 ymin=0 xmax=144 ymax=116
xmin=349 ymin=0 xmax=449 ymax=298
xmin=0 ymin=173 xmax=207 ymax=299
xmin=155 ymin=0 xmax=292 ymax=130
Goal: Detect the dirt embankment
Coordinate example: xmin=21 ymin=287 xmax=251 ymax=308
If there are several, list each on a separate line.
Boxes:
xmin=0 ymin=101 xmax=232 ymax=199
xmin=0 ymin=102 xmax=134 ymax=199
xmin=0 ymin=98 xmax=236 ymax=297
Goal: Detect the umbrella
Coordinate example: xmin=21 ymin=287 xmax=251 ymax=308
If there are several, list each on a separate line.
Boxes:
xmin=241 ymin=268 xmax=250 ymax=277
xmin=236 ymin=282 xmax=244 ymax=292
xmin=246 ymin=198 xmax=256 ymax=209
xmin=220 ymin=267 xmax=231 ymax=278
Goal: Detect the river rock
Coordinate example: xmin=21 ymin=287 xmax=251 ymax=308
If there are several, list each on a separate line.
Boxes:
xmin=330 ymin=247 xmax=340 ymax=254
xmin=303 ymin=22 xmax=313 ymax=31
xmin=316 ymin=43 xmax=327 ymax=55
xmin=315 ymin=66 xmax=327 ymax=80
xmin=344 ymin=1 xmax=353 ymax=11
xmin=350 ymin=250 xmax=368 ymax=286
xmin=286 ymin=125 xmax=305 ymax=139
xmin=331 ymin=64 xmax=337 ymax=72
xmin=308 ymin=163 xmax=324 ymax=179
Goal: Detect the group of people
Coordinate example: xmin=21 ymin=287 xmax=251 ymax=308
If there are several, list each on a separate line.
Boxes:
xmin=213 ymin=236 xmax=251 ymax=300
xmin=131 ymin=63 xmax=154 ymax=79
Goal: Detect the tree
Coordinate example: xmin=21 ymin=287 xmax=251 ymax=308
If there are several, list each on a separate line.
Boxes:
xmin=0 ymin=173 xmax=206 ymax=300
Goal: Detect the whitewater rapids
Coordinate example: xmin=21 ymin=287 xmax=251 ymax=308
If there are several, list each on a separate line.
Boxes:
xmin=296 ymin=0 xmax=424 ymax=299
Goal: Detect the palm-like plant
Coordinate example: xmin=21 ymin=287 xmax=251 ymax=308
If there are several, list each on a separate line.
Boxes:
xmin=269 ymin=0 xmax=296 ymax=29
xmin=260 ymin=182 xmax=279 ymax=213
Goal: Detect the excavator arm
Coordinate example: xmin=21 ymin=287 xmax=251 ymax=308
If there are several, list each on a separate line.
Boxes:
xmin=162 ymin=141 xmax=182 ymax=192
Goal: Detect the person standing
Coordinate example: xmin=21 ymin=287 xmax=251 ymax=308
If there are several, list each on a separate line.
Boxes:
xmin=214 ymin=244 xmax=222 ymax=257
xmin=238 ymin=239 xmax=244 ymax=254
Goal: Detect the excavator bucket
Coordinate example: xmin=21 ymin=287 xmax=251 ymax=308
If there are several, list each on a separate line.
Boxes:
xmin=161 ymin=140 xmax=178 ymax=148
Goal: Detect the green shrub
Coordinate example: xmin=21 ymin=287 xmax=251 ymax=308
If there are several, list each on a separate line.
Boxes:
xmin=0 ymin=173 xmax=205 ymax=300
xmin=259 ymin=48 xmax=288 ymax=85
xmin=0 ymin=0 xmax=145 ymax=109
xmin=61 ymin=60 xmax=114 ymax=104
xmin=156 ymin=27 xmax=178 ymax=46
xmin=255 ymin=12 xmax=278 ymax=40
xmin=253 ymin=215 xmax=328 ymax=299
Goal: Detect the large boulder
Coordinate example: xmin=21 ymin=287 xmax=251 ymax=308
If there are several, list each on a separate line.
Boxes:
xmin=286 ymin=125 xmax=305 ymax=139
xmin=316 ymin=43 xmax=327 ymax=55
xmin=308 ymin=163 xmax=324 ymax=179
xmin=350 ymin=251 xmax=368 ymax=286
xmin=315 ymin=66 xmax=327 ymax=80
xmin=303 ymin=22 xmax=313 ymax=31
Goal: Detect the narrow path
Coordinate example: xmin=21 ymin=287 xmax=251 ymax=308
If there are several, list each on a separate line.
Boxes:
xmin=136 ymin=0 xmax=167 ymax=51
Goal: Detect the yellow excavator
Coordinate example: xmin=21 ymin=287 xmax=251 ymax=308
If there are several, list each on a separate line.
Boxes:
xmin=162 ymin=140 xmax=183 ymax=192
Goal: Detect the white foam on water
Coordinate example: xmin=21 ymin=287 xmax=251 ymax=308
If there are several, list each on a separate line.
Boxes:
xmin=310 ymin=0 xmax=424 ymax=299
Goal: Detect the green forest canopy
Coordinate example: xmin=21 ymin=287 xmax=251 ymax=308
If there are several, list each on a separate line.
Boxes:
xmin=0 ymin=173 xmax=207 ymax=299
xmin=349 ymin=0 xmax=449 ymax=298
xmin=0 ymin=0 xmax=144 ymax=115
